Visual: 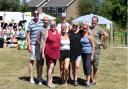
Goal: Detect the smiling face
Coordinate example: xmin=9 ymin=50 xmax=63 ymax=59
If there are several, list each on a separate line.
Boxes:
xmin=33 ymin=10 xmax=39 ymax=20
xmin=92 ymin=16 xmax=98 ymax=27
xmin=61 ymin=23 xmax=67 ymax=34
xmin=43 ymin=16 xmax=49 ymax=27
xmin=82 ymin=23 xmax=88 ymax=32
xmin=50 ymin=20 xmax=56 ymax=30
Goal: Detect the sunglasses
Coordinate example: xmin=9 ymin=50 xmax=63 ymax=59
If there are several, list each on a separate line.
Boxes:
xmin=34 ymin=12 xmax=39 ymax=15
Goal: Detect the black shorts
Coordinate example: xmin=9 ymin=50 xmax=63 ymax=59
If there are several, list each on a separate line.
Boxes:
xmin=60 ymin=50 xmax=70 ymax=61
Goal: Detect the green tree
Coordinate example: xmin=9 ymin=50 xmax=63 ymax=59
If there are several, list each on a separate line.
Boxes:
xmin=19 ymin=3 xmax=29 ymax=12
xmin=99 ymin=0 xmax=127 ymax=29
xmin=78 ymin=0 xmax=98 ymax=15
xmin=0 ymin=0 xmax=20 ymax=11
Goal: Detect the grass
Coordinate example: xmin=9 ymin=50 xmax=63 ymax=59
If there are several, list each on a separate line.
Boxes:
xmin=0 ymin=47 xmax=127 ymax=89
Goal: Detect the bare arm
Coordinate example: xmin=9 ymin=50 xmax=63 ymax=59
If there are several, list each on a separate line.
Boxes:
xmin=102 ymin=31 xmax=108 ymax=43
xmin=26 ymin=31 xmax=32 ymax=53
xmin=42 ymin=30 xmax=48 ymax=58
xmin=89 ymin=34 xmax=95 ymax=61
xmin=36 ymin=32 xmax=40 ymax=46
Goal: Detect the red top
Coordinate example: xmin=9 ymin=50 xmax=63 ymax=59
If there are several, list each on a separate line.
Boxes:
xmin=45 ymin=29 xmax=60 ymax=60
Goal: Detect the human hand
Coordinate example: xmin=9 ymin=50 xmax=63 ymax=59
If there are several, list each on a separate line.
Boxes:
xmin=91 ymin=56 xmax=94 ymax=61
xmin=28 ymin=46 xmax=32 ymax=53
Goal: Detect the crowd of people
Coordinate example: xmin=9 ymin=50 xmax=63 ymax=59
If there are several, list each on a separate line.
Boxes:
xmin=0 ymin=20 xmax=26 ymax=48
xmin=26 ymin=9 xmax=108 ymax=88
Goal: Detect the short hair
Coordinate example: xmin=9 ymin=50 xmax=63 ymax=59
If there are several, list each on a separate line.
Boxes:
xmin=92 ymin=16 xmax=99 ymax=22
xmin=33 ymin=9 xmax=39 ymax=14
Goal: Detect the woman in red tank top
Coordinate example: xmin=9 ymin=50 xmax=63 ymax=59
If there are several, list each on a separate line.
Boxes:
xmin=43 ymin=20 xmax=60 ymax=88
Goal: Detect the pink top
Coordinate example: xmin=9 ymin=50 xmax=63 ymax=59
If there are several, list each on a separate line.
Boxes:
xmin=45 ymin=29 xmax=60 ymax=60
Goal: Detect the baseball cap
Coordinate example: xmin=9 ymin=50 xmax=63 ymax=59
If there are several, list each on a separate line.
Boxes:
xmin=61 ymin=13 xmax=67 ymax=18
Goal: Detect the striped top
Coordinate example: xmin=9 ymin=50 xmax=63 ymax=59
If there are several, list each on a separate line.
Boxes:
xmin=27 ymin=19 xmax=44 ymax=45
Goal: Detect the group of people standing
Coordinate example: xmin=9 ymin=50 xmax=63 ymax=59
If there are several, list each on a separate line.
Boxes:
xmin=26 ymin=9 xmax=108 ymax=88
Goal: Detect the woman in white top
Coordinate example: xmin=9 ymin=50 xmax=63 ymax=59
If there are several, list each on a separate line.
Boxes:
xmin=60 ymin=23 xmax=70 ymax=86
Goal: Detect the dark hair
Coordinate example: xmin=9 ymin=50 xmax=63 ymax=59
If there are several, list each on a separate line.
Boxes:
xmin=92 ymin=16 xmax=98 ymax=22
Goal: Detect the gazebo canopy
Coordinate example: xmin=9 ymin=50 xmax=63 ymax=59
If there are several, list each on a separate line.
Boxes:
xmin=72 ymin=14 xmax=112 ymax=25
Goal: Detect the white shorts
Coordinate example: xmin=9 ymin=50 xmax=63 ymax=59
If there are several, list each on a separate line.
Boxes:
xmin=30 ymin=45 xmax=42 ymax=60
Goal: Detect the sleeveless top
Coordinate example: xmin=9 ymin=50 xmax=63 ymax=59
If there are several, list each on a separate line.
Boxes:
xmin=81 ymin=35 xmax=92 ymax=53
xmin=68 ymin=31 xmax=81 ymax=57
xmin=60 ymin=39 xmax=70 ymax=50
xmin=44 ymin=29 xmax=60 ymax=59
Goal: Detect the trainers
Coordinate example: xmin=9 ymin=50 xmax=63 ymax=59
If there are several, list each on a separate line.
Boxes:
xmin=38 ymin=81 xmax=42 ymax=85
xmin=85 ymin=82 xmax=91 ymax=88
xmin=85 ymin=84 xmax=91 ymax=88
xmin=30 ymin=77 xmax=35 ymax=84
xmin=74 ymin=80 xmax=78 ymax=86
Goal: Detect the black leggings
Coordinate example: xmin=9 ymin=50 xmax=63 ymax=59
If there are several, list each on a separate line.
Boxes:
xmin=81 ymin=53 xmax=92 ymax=76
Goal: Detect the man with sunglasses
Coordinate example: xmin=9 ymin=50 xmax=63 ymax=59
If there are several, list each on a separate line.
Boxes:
xmin=27 ymin=9 xmax=44 ymax=85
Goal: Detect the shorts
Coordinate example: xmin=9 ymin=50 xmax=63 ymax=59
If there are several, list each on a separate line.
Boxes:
xmin=70 ymin=55 xmax=81 ymax=61
xmin=81 ymin=53 xmax=92 ymax=75
xmin=93 ymin=48 xmax=100 ymax=69
xmin=30 ymin=45 xmax=44 ymax=64
xmin=60 ymin=50 xmax=70 ymax=61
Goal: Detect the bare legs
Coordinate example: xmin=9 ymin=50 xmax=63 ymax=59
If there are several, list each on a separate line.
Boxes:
xmin=71 ymin=57 xmax=81 ymax=85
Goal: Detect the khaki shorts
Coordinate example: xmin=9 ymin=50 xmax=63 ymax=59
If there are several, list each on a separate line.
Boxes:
xmin=93 ymin=48 xmax=100 ymax=69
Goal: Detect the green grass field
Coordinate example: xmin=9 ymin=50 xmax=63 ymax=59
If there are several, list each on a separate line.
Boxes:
xmin=0 ymin=47 xmax=127 ymax=89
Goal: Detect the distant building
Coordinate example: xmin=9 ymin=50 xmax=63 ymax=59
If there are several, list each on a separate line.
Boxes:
xmin=28 ymin=0 xmax=79 ymax=19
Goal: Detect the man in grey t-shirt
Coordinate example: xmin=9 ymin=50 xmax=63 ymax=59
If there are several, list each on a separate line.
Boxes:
xmin=36 ymin=16 xmax=49 ymax=79
xmin=90 ymin=16 xmax=108 ymax=85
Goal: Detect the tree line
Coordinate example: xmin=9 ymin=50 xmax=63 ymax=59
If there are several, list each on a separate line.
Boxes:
xmin=78 ymin=0 xmax=127 ymax=29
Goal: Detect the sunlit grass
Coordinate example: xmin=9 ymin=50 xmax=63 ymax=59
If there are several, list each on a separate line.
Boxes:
xmin=0 ymin=47 xmax=127 ymax=89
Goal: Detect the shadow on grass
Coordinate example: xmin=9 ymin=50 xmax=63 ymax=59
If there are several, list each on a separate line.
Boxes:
xmin=18 ymin=76 xmax=85 ymax=86
xmin=77 ymin=78 xmax=85 ymax=86
xmin=52 ymin=76 xmax=85 ymax=86
xmin=19 ymin=76 xmax=30 ymax=82
xmin=52 ymin=76 xmax=62 ymax=84
xmin=19 ymin=76 xmax=47 ymax=85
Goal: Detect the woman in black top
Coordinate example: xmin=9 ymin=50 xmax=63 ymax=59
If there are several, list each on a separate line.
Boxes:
xmin=68 ymin=21 xmax=82 ymax=86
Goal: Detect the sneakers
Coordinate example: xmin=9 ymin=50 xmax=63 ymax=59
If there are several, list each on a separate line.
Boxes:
xmin=73 ymin=80 xmax=78 ymax=86
xmin=37 ymin=77 xmax=43 ymax=85
xmin=85 ymin=82 xmax=91 ymax=88
xmin=38 ymin=81 xmax=42 ymax=85
xmin=30 ymin=77 xmax=35 ymax=84
xmin=85 ymin=83 xmax=91 ymax=88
